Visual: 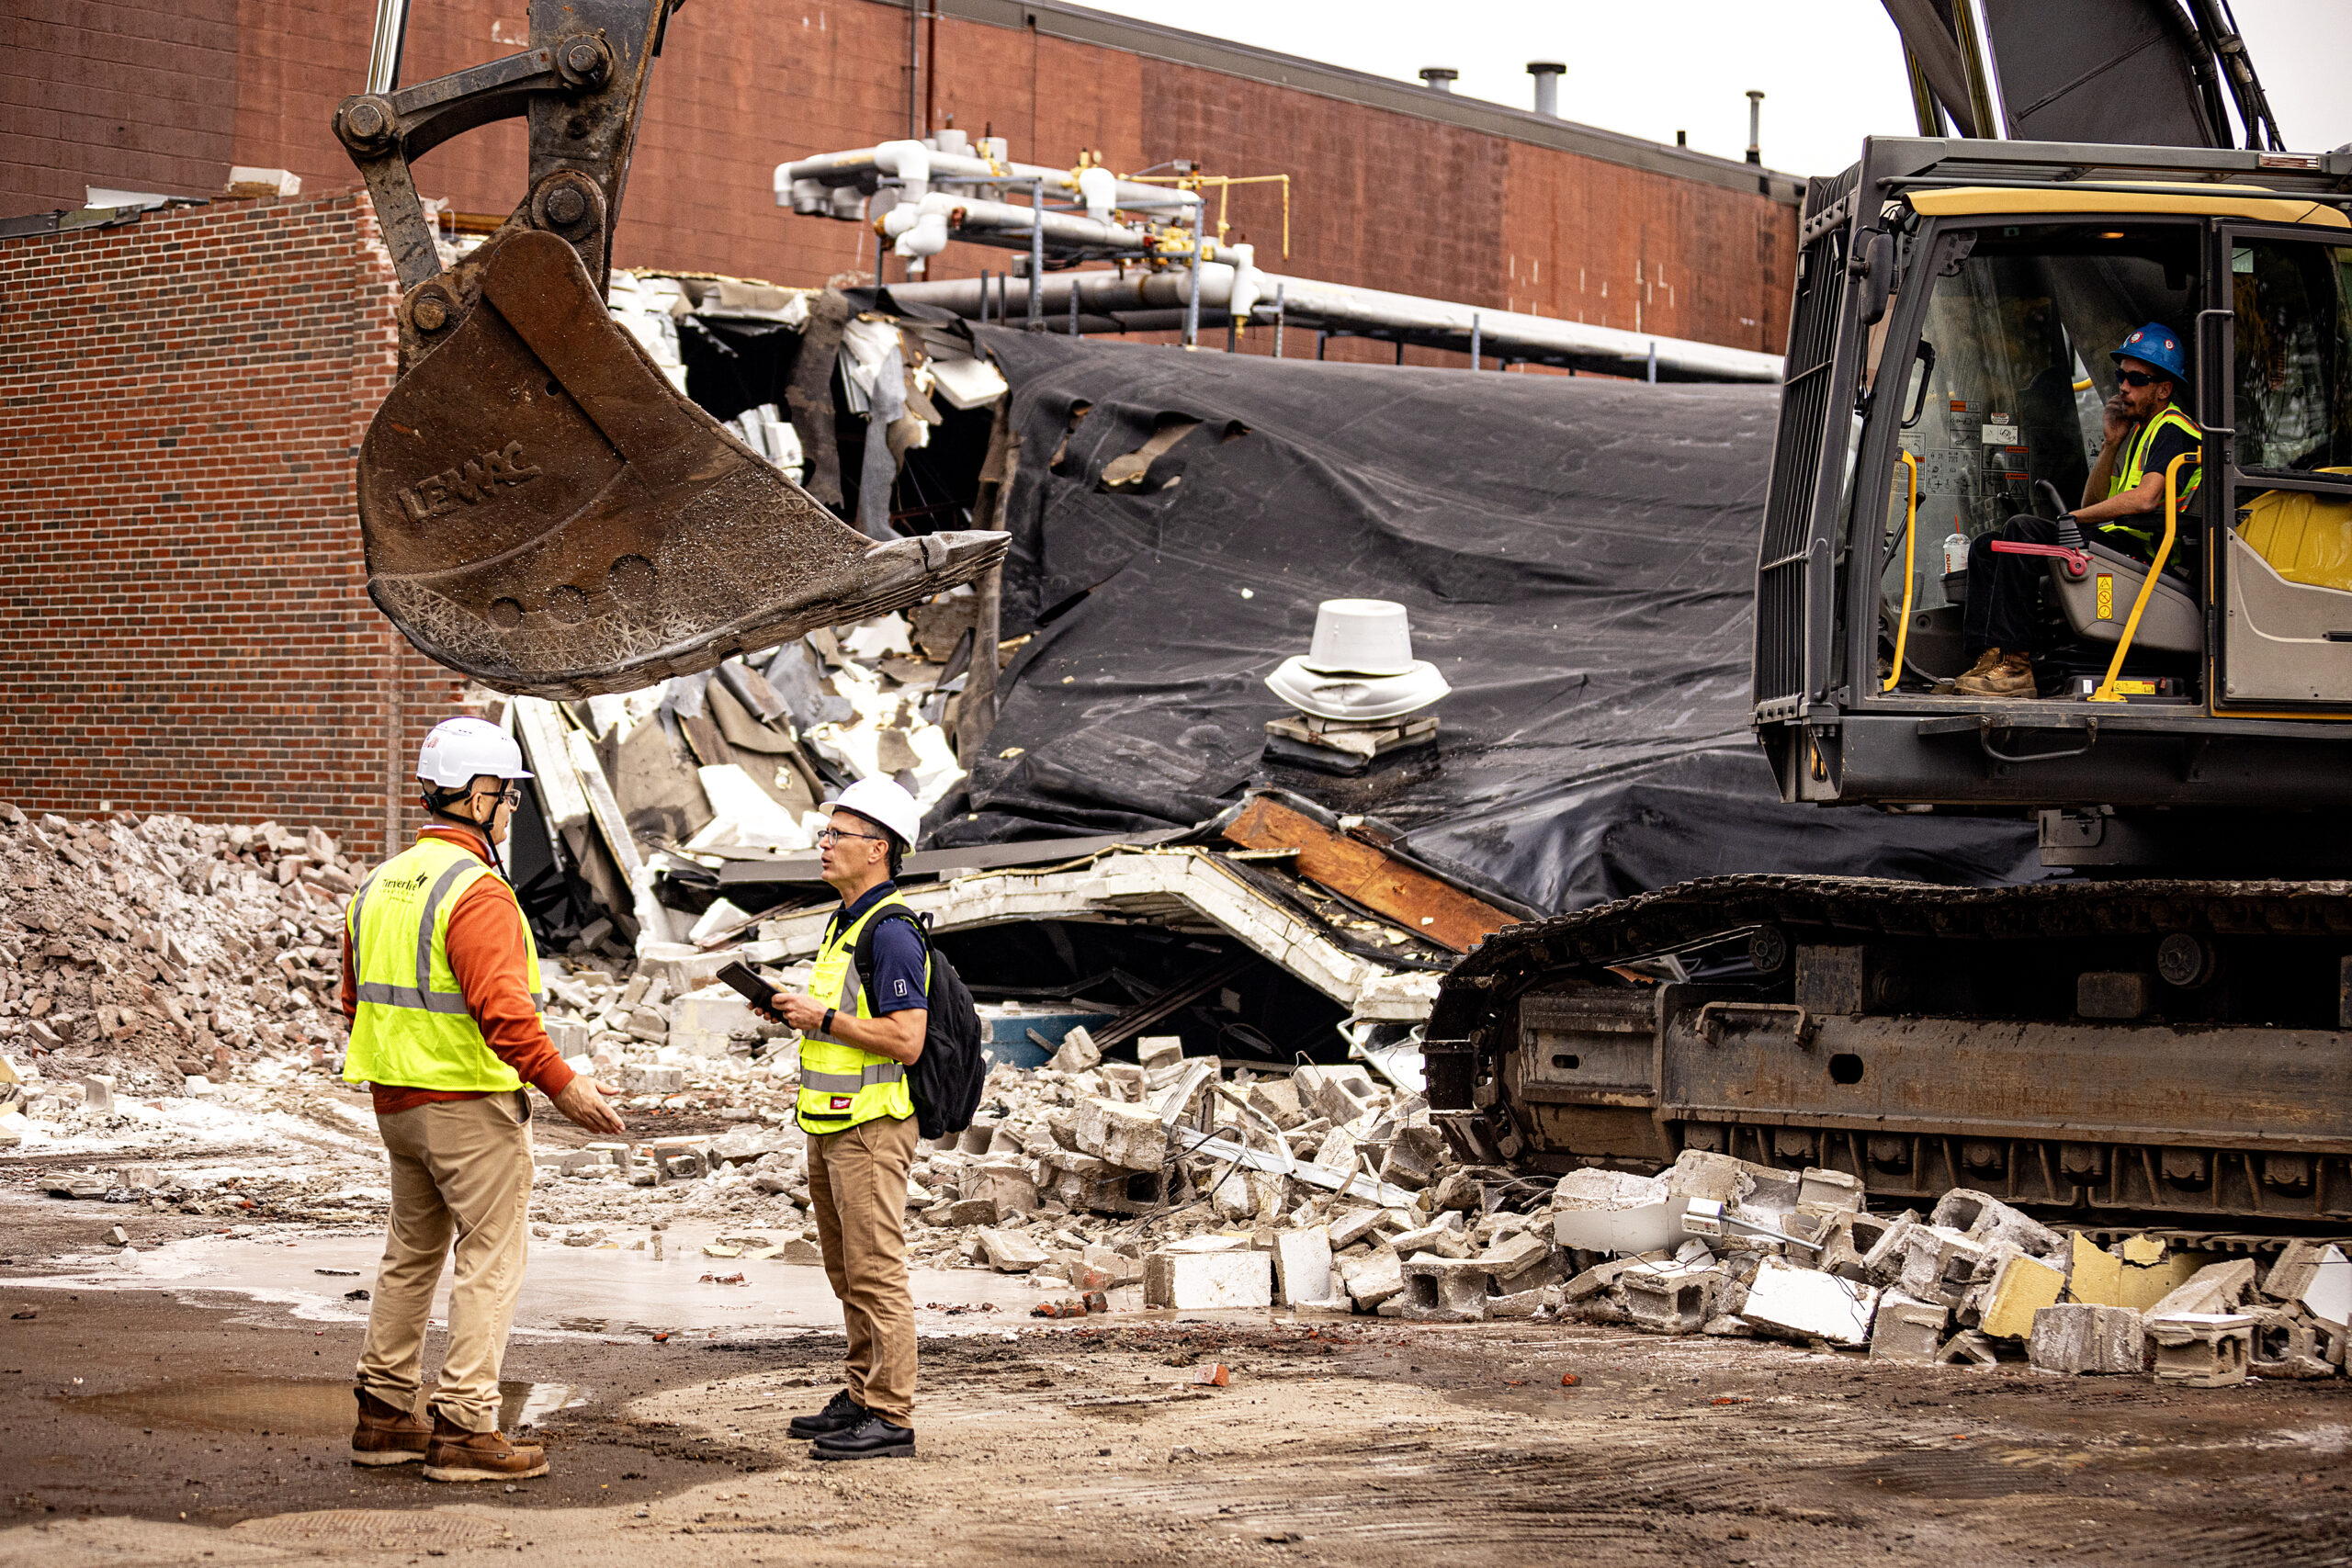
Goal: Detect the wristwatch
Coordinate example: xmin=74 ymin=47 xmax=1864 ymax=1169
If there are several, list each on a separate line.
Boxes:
xmin=820 ymin=1007 xmax=837 ymax=1036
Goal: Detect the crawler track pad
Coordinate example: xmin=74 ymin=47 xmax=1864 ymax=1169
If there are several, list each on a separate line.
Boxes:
xmin=356 ymin=230 xmax=1006 ymax=698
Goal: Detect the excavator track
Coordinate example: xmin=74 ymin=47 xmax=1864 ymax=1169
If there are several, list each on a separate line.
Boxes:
xmin=1425 ymin=874 xmax=2352 ymax=1229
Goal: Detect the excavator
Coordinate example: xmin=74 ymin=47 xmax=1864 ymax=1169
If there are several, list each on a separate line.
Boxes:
xmin=331 ymin=0 xmax=1004 ymax=699
xmin=1426 ymin=1 xmax=2352 ymax=1228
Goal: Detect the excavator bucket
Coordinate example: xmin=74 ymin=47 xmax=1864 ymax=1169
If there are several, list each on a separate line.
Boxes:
xmin=335 ymin=0 xmax=1005 ymax=699
xmin=357 ymin=231 xmax=1005 ymax=697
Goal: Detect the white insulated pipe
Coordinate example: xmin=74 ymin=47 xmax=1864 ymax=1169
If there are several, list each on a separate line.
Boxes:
xmin=777 ymin=141 xmax=1200 ymax=220
xmin=880 ymin=268 xmax=1782 ymax=383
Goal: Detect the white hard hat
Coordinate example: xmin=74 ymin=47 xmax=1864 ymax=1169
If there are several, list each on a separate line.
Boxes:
xmin=831 ymin=775 xmax=922 ymax=850
xmin=416 ymin=716 xmax=533 ymax=789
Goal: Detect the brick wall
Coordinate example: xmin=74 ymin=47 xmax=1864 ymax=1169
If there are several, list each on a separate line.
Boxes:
xmin=1 ymin=0 xmax=1800 ymax=356
xmin=0 ymin=191 xmax=462 ymax=854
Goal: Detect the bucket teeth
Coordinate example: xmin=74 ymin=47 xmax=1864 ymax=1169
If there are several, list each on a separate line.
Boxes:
xmin=356 ymin=230 xmax=1006 ymax=698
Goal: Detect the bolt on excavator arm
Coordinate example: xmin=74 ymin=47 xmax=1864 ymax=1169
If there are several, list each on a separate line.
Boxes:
xmin=334 ymin=0 xmax=1006 ymax=698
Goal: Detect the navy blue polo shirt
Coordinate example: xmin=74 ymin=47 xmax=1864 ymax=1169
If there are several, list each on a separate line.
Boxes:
xmin=828 ymin=880 xmax=929 ymax=1016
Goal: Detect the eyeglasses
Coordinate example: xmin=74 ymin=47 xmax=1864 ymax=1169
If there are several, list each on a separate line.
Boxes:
xmin=2114 ymin=370 xmax=2162 ymax=389
xmin=474 ymin=785 xmax=523 ymax=807
xmin=814 ymin=827 xmax=887 ymax=847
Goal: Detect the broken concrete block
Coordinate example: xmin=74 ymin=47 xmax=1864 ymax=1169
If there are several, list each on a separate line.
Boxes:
xmin=1135 ymin=1035 xmax=1183 ymax=1070
xmin=1074 ymin=1096 xmax=1167 ymax=1172
xmin=1869 ymin=1291 xmax=1951 ymax=1364
xmin=2265 ymin=1241 xmax=2352 ymax=1328
xmin=1973 ymin=1252 xmax=2067 ymax=1341
xmin=1388 ymin=1222 xmax=1469 ymax=1260
xmin=2066 ymin=1231 xmax=2124 ymax=1307
xmin=1488 ymin=1287 xmax=1545 ymax=1319
xmin=1550 ymin=1168 xmax=1685 ymax=1254
xmin=1741 ymin=1256 xmax=1879 ymax=1347
xmin=1621 ymin=1264 xmax=1718 ymax=1335
xmin=2148 ymin=1258 xmax=2258 ymax=1319
xmin=1080 ymin=1245 xmax=1145 ymax=1289
xmin=966 ymin=1158 xmax=1039 ymax=1221
xmin=1935 ymin=1329 xmax=2002 ymax=1367
xmin=1337 ymin=1248 xmax=1405 ymax=1309
xmin=1478 ymin=1231 xmax=1553 ymax=1282
xmin=1858 ymin=1213 xmax=1917 ymax=1286
xmin=1243 ymin=1076 xmax=1304 ymax=1128
xmin=2029 ymin=1303 xmax=2145 ymax=1375
xmin=1664 ymin=1148 xmax=1799 ymax=1213
xmin=1294 ymin=1063 xmax=1382 ymax=1127
xmin=1145 ymin=1245 xmax=1272 ymax=1310
xmin=2246 ymin=1307 xmax=2335 ymax=1381
xmin=937 ymin=1198 xmax=997 ymax=1227
xmin=979 ymin=1229 xmax=1049 ymax=1272
xmin=1796 ymin=1167 xmax=1864 ymax=1213
xmin=1047 ymin=1026 xmax=1102 ymax=1074
xmin=1326 ymin=1206 xmax=1385 ymax=1250
xmin=1398 ymin=1255 xmax=1491 ymax=1322
xmin=2148 ymin=1312 xmax=2256 ymax=1387
xmin=1427 ymin=1170 xmax=1482 ymax=1213
xmin=1311 ymin=1124 xmax=1362 ymax=1178
xmin=1272 ymin=1227 xmax=1334 ymax=1306
xmin=1928 ymin=1188 xmax=2066 ymax=1262
xmin=1899 ymin=1225 xmax=1990 ymax=1306
xmin=1561 ymin=1257 xmax=1643 ymax=1303
xmin=669 ymin=990 xmax=761 ymax=1057
xmin=1376 ymin=1125 xmax=1443 ymax=1190
xmin=75 ymin=1075 xmax=115 ymax=1115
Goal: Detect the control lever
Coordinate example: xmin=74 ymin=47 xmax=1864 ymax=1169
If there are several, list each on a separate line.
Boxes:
xmin=1991 ymin=539 xmax=2091 ymax=578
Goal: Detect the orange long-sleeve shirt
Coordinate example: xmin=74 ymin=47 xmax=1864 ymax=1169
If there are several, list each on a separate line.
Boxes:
xmin=340 ymin=823 xmax=576 ymax=1117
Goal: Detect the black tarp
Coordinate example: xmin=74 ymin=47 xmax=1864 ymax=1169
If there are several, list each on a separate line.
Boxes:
xmin=929 ymin=330 xmax=2043 ymax=913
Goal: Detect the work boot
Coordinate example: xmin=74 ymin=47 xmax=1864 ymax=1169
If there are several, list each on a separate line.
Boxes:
xmin=349 ymin=1388 xmax=431 ymax=1467
xmin=1954 ymin=651 xmax=2036 ymax=697
xmin=786 ymin=1388 xmax=869 ymax=1440
xmin=809 ymin=1413 xmax=915 ymax=1461
xmin=420 ymin=1416 xmax=549 ymax=1483
xmin=1959 ymin=648 xmax=2002 ymax=681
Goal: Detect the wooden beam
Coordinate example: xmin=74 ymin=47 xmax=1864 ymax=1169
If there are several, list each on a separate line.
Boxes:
xmin=1221 ymin=795 xmax=1514 ymax=954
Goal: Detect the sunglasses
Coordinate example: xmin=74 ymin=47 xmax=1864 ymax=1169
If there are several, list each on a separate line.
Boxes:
xmin=2114 ymin=370 xmax=2165 ymax=389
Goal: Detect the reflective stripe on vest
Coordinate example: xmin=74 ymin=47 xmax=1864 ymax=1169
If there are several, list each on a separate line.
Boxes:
xmin=2099 ymin=403 xmax=2202 ymax=547
xmin=794 ymin=890 xmax=924 ymax=1135
xmin=343 ymin=836 xmax=545 ymax=1094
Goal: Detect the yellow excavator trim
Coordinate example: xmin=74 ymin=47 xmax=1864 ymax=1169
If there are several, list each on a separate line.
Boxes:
xmin=1909 ymin=186 xmax=2349 ymax=230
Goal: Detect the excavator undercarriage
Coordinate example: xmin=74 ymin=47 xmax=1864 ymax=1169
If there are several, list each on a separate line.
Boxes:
xmin=336 ymin=0 xmax=1004 ymax=697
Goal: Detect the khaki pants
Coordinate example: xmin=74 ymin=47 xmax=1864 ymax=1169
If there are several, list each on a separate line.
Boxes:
xmin=356 ymin=1092 xmax=534 ymax=1433
xmin=807 ymin=1112 xmax=918 ymax=1424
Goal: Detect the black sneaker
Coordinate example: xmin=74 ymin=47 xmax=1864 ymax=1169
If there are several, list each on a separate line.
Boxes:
xmin=809 ymin=1414 xmax=915 ymax=1461
xmin=786 ymin=1389 xmax=868 ymax=1440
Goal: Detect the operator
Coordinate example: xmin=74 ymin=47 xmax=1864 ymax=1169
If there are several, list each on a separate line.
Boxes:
xmin=761 ymin=776 xmax=930 ymax=1461
xmin=340 ymin=716 xmax=625 ymax=1483
xmin=1954 ymin=322 xmax=2203 ymax=698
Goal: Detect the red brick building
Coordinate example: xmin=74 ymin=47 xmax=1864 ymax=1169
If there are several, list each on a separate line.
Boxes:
xmin=0 ymin=1 xmax=1800 ymax=848
xmin=4 ymin=0 xmax=1800 ymax=355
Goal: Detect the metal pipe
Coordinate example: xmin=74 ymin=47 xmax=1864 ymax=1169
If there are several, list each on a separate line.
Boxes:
xmin=978 ymin=269 xmax=989 ymax=324
xmin=1647 ymin=341 xmax=1657 ymax=382
xmin=1470 ymin=312 xmax=1480 ymax=370
xmin=1183 ymin=246 xmax=1202 ymax=348
xmin=778 ymin=147 xmax=1199 ymax=218
xmin=905 ymin=0 xmax=920 ymax=140
xmin=366 ymin=0 xmax=410 ymax=95
xmin=879 ymin=268 xmax=1785 ymax=382
xmin=1069 ymin=272 xmax=1080 ymax=336
xmin=1419 ymin=67 xmax=1457 ymax=93
xmin=1951 ymin=0 xmax=2009 ymax=138
xmin=1527 ymin=62 xmax=1564 ymax=118
xmin=1745 ymin=90 xmax=1764 ymax=165
xmin=1273 ymin=282 xmax=1284 ymax=358
xmin=1027 ymin=178 xmax=1044 ymax=329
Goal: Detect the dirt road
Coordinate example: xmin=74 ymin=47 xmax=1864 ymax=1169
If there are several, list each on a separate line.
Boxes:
xmin=4 ymin=1258 xmax=2349 ymax=1568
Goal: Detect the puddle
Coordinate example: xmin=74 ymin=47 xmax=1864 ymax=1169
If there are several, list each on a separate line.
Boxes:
xmin=10 ymin=1221 xmax=1071 ymax=1337
xmin=60 ymin=1377 xmax=587 ymax=1438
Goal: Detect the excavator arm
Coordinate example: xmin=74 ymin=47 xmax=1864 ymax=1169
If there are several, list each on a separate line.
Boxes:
xmin=334 ymin=0 xmax=1006 ymax=699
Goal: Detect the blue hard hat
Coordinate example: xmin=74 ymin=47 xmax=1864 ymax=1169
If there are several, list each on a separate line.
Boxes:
xmin=2111 ymin=321 xmax=2188 ymax=382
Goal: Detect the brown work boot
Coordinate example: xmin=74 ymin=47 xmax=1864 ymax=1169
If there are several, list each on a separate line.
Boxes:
xmin=1954 ymin=651 xmax=2036 ymax=697
xmin=1959 ymin=648 xmax=2002 ymax=680
xmin=420 ymin=1415 xmax=549 ymax=1483
xmin=349 ymin=1388 xmax=432 ymax=1466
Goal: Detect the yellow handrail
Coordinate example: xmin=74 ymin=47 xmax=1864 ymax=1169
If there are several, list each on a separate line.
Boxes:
xmin=2088 ymin=451 xmax=2193 ymax=703
xmin=1883 ymin=451 xmax=1920 ymax=692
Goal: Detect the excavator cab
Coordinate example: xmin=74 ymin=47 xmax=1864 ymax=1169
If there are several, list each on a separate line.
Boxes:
xmin=334 ymin=0 xmax=1005 ymax=698
xmin=1752 ymin=136 xmax=2352 ymax=820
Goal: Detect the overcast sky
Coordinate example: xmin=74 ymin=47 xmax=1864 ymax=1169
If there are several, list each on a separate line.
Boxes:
xmin=1073 ymin=0 xmax=2352 ymax=177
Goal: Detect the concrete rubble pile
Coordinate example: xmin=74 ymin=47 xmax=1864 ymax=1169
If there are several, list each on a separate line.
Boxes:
xmin=0 ymin=804 xmax=368 ymax=1148
xmin=1540 ymin=1149 xmax=2352 ymax=1385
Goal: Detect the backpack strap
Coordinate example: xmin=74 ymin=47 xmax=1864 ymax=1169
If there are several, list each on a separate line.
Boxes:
xmin=851 ymin=908 xmax=933 ymax=1015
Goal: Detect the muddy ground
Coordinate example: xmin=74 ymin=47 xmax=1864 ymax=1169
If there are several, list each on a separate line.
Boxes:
xmin=2 ymin=1202 xmax=2349 ymax=1568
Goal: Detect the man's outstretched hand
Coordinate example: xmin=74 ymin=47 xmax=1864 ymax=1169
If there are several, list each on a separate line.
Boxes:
xmin=551 ymin=1075 xmax=625 ymax=1135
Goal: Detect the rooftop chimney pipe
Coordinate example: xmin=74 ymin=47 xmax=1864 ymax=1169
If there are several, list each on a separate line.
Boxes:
xmin=1419 ymin=67 xmax=1458 ymax=93
xmin=1526 ymin=61 xmax=1565 ymax=118
xmin=1746 ymin=89 xmax=1765 ymax=165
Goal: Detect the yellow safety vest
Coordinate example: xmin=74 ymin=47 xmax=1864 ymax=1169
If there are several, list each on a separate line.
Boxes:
xmin=344 ymin=834 xmax=544 ymax=1093
xmin=795 ymin=889 xmax=926 ymax=1135
xmin=2099 ymin=403 xmax=2203 ymax=549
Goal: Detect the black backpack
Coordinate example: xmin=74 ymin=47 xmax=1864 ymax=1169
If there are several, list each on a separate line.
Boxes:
xmin=853 ymin=909 xmax=986 ymax=1140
